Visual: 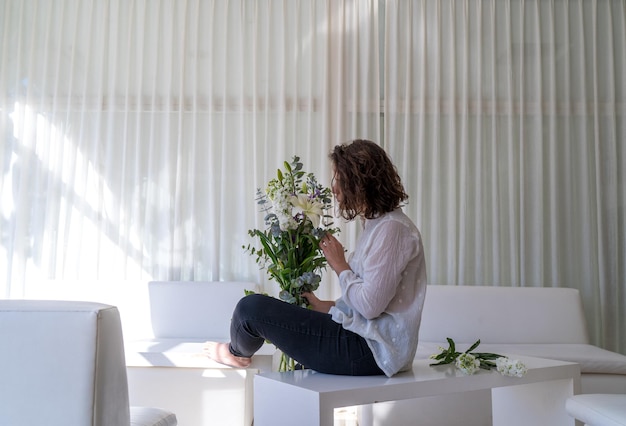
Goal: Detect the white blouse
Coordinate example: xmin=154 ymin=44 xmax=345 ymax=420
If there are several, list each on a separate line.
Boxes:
xmin=329 ymin=208 xmax=428 ymax=377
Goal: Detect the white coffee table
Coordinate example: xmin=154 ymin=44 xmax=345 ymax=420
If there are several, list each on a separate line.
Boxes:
xmin=254 ymin=355 xmax=581 ymax=426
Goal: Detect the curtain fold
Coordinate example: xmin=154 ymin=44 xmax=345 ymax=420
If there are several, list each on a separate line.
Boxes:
xmin=1 ymin=0 xmax=624 ymax=354
xmin=384 ymin=0 xmax=625 ymax=354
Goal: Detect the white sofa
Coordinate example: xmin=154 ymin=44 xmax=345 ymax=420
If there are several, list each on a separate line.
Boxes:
xmin=369 ymin=285 xmax=626 ymax=426
xmin=416 ymin=285 xmax=626 ymax=394
xmin=124 ymin=282 xmax=626 ymax=426
xmin=0 ymin=300 xmax=177 ymax=426
xmin=125 ymin=281 xmax=274 ymax=426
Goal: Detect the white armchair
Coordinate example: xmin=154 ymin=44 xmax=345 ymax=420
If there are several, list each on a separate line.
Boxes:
xmin=0 ymin=300 xmax=177 ymax=426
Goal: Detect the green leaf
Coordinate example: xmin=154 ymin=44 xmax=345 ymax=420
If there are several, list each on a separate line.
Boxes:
xmin=471 ymin=352 xmax=503 ymax=360
xmin=466 ymin=339 xmax=481 ymax=353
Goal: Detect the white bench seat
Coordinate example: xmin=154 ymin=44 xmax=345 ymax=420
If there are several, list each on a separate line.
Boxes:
xmin=126 ymin=338 xmax=274 ymax=369
xmin=566 ymin=394 xmax=626 ymax=426
xmin=130 ymin=408 xmax=178 ymax=426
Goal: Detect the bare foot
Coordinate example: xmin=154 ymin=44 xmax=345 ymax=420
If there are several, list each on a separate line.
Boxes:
xmin=203 ymin=341 xmax=252 ymax=368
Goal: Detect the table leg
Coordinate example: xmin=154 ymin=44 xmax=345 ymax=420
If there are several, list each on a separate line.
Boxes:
xmin=492 ymin=378 xmax=578 ymax=426
xmin=254 ymin=376 xmax=334 ymax=426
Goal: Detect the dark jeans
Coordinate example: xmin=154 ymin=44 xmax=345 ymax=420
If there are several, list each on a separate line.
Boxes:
xmin=229 ymin=293 xmax=384 ymax=376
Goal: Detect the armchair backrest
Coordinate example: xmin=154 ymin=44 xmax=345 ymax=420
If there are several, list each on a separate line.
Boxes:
xmin=0 ymin=300 xmax=131 ymax=426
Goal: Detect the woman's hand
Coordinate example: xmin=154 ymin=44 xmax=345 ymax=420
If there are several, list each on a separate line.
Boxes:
xmin=302 ymin=291 xmax=335 ymax=313
xmin=320 ymin=234 xmax=351 ymax=274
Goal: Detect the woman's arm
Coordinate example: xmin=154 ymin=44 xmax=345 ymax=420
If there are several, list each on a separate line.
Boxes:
xmin=339 ymin=220 xmax=419 ymax=319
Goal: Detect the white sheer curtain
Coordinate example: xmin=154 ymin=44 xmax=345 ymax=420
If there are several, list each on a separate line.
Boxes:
xmin=1 ymin=0 xmax=625 ymax=354
xmin=384 ymin=0 xmax=625 ymax=354
xmin=1 ymin=0 xmax=379 ymax=300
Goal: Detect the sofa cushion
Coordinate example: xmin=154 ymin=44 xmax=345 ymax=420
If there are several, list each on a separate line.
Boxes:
xmin=130 ymin=407 xmax=178 ymax=426
xmin=417 ymin=342 xmax=626 ymax=375
xmin=566 ymin=394 xmax=626 ymax=426
xmin=148 ymin=281 xmax=254 ymax=339
xmin=419 ymin=286 xmax=590 ymax=344
xmin=125 ymin=338 xmax=275 ymax=370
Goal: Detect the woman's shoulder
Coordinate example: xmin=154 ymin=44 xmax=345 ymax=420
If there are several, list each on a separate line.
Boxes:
xmin=369 ymin=209 xmax=420 ymax=238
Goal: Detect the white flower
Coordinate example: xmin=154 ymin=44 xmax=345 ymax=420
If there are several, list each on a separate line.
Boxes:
xmin=277 ymin=214 xmax=298 ymax=231
xmin=455 ymin=353 xmax=481 ymax=375
xmin=271 ymin=195 xmax=297 ymax=230
xmin=290 ymin=194 xmax=324 ymax=227
xmin=495 ymin=357 xmax=527 ymax=377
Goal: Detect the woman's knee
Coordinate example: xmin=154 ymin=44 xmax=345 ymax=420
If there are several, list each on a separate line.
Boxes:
xmin=233 ymin=293 xmax=271 ymax=320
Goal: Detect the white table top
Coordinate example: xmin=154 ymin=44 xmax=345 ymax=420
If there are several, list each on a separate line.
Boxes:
xmin=255 ymin=355 xmax=580 ymax=407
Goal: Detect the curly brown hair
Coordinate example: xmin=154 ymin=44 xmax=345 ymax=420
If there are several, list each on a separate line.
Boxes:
xmin=330 ymin=139 xmax=408 ymax=221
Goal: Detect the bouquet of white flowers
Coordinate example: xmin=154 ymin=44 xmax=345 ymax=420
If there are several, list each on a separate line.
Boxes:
xmin=244 ymin=156 xmax=338 ymax=371
xmin=245 ymin=156 xmax=338 ymax=306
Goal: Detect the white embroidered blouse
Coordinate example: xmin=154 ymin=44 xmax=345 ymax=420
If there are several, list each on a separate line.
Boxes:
xmin=329 ymin=208 xmax=428 ymax=377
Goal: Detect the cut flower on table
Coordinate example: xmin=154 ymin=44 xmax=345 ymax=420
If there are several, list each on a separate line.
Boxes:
xmin=430 ymin=337 xmax=527 ymax=377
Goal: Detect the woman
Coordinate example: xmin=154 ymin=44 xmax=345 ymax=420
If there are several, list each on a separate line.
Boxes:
xmin=204 ymin=139 xmax=427 ymax=377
